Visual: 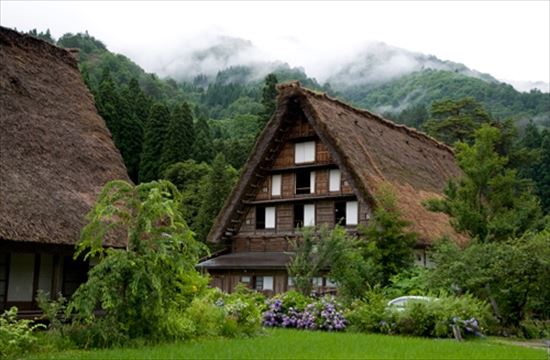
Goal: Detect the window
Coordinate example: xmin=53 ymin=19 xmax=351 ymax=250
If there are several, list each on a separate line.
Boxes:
xmin=256 ymin=206 xmax=276 ymax=229
xmin=240 ymin=276 xmax=251 ymax=283
xmin=346 ymin=201 xmax=358 ymax=226
xmin=304 ymin=204 xmax=315 ymax=226
xmin=271 ymin=174 xmax=282 ymax=196
xmin=254 ymin=276 xmax=273 ymax=291
xmin=294 ymin=203 xmax=315 ymax=228
xmin=295 ymin=170 xmax=315 ymax=194
xmin=265 ymin=207 xmax=276 ymax=229
xmin=329 ymin=169 xmax=341 ymax=192
xmin=294 ymin=141 xmax=315 ymax=164
xmin=334 ymin=201 xmax=358 ymax=226
xmin=335 ymin=201 xmax=346 ymax=225
xmin=7 ymin=253 xmax=34 ymax=302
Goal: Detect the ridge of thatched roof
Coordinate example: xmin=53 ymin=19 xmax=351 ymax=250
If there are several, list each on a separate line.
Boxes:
xmin=0 ymin=27 xmax=130 ymax=247
xmin=208 ymin=81 xmax=467 ymax=246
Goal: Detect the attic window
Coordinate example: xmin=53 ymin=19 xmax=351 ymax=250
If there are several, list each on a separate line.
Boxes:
xmin=329 ymin=169 xmax=341 ymax=192
xmin=295 ymin=141 xmax=315 ymax=164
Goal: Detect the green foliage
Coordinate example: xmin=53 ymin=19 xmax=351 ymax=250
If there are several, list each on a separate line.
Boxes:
xmin=260 ymin=73 xmax=278 ymax=126
xmin=428 ymin=226 xmax=550 ymax=328
xmin=386 ymin=266 xmax=431 ymax=297
xmin=348 ymin=292 xmax=493 ymax=339
xmin=94 ymin=72 xmax=146 ymax=182
xmin=321 ymin=226 xmax=372 ymax=300
xmin=343 ymin=69 xmax=549 ymax=122
xmin=163 ymin=160 xmax=212 ymax=231
xmin=191 ymin=116 xmax=214 ymax=163
xmin=360 ymin=186 xmax=417 ymax=286
xmin=178 ymin=287 xmax=262 ymax=339
xmin=426 ymin=124 xmax=542 ymax=241
xmin=194 ymin=154 xmax=238 ymax=242
xmin=36 ymin=290 xmax=67 ymax=332
xmin=423 ymin=97 xmax=492 ymax=145
xmin=26 ymin=28 xmax=55 ymax=43
xmin=519 ymin=124 xmax=550 ymax=213
xmin=289 ymin=188 xmax=416 ymax=299
xmin=68 ymin=180 xmax=208 ymax=345
xmin=139 ymin=103 xmax=171 ymax=182
xmin=161 ymin=102 xmax=195 ymax=167
xmin=0 ymin=307 xmax=45 ymax=358
xmin=287 ymin=226 xmax=329 ymax=296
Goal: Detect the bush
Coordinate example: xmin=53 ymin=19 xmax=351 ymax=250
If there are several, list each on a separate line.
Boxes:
xmin=520 ymin=319 xmax=550 ymax=339
xmin=347 ymin=292 xmax=493 ymax=339
xmin=181 ymin=287 xmax=262 ymax=339
xmin=0 ymin=307 xmax=45 ymax=359
xmin=263 ymin=295 xmax=346 ymax=331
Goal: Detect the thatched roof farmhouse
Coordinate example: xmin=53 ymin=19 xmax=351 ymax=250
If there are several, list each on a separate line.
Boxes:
xmin=0 ymin=27 xmax=129 ymax=312
xmin=200 ymin=82 xmax=465 ymax=293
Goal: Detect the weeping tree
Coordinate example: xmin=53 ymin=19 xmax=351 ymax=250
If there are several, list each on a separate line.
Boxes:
xmin=67 ymin=180 xmax=208 ymax=344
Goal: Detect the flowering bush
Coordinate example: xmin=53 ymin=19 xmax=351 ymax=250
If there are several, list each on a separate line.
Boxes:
xmin=263 ymin=295 xmax=346 ymax=331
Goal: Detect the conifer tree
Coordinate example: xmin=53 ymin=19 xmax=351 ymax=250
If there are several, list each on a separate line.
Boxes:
xmin=194 ymin=153 xmax=238 ymax=242
xmin=139 ymin=103 xmax=170 ymax=182
xmin=95 ymin=68 xmax=121 ymax=141
xmin=191 ymin=116 xmax=214 ymax=163
xmin=161 ymin=102 xmax=195 ymax=168
xmin=426 ymin=124 xmax=542 ymax=241
xmin=259 ymin=73 xmax=278 ymax=127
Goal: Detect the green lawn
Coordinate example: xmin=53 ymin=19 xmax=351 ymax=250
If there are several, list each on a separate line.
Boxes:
xmin=31 ymin=329 xmax=546 ymax=360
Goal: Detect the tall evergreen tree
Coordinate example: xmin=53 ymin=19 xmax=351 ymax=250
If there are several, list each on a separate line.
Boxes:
xmin=194 ymin=154 xmax=238 ymax=242
xmin=125 ymin=78 xmax=151 ymax=124
xmin=426 ymin=124 xmax=542 ymax=241
xmin=259 ymin=73 xmax=278 ymax=127
xmin=139 ymin=103 xmax=170 ymax=182
xmin=161 ymin=102 xmax=195 ymax=168
xmin=191 ymin=116 xmax=214 ymax=163
xmin=423 ymin=97 xmax=492 ymax=145
xmin=95 ymin=68 xmax=121 ymax=141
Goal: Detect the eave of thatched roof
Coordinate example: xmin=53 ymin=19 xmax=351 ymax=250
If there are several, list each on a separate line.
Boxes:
xmin=0 ymin=27 xmax=130 ymax=247
xmin=208 ymin=81 xmax=467 ymax=246
xmin=197 ymin=251 xmax=292 ymax=270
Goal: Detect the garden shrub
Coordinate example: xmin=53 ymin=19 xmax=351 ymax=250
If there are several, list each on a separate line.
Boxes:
xmin=347 ymin=293 xmax=492 ymax=339
xmin=0 ymin=307 xmax=45 ymax=359
xmin=181 ymin=287 xmax=263 ymax=339
xmin=263 ymin=295 xmax=346 ymax=331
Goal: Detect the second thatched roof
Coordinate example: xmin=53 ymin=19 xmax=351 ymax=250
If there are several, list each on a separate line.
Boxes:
xmin=208 ymin=81 xmax=467 ymax=246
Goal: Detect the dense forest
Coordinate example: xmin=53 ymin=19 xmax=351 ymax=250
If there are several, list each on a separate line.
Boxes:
xmin=26 ymin=29 xmax=550 ymax=241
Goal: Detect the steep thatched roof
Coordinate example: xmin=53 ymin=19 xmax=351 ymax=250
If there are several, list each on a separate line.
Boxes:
xmin=0 ymin=27 xmax=130 ymax=247
xmin=208 ymin=81 xmax=467 ymax=246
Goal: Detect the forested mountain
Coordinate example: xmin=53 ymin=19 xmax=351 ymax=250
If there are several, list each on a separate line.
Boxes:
xmin=21 ymin=29 xmax=550 ymax=241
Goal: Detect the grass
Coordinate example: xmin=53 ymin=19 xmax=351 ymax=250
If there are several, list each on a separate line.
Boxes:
xmin=31 ymin=329 xmax=546 ymax=360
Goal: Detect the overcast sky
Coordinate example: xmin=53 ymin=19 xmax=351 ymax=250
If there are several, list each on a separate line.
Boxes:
xmin=1 ymin=1 xmax=549 ymax=84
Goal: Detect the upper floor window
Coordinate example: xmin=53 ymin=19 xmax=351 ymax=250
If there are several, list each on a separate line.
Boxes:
xmin=295 ymin=170 xmax=315 ymax=194
xmin=256 ymin=206 xmax=276 ymax=229
xmin=271 ymin=174 xmax=282 ymax=196
xmin=329 ymin=169 xmax=341 ymax=192
xmin=295 ymin=141 xmax=315 ymax=164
